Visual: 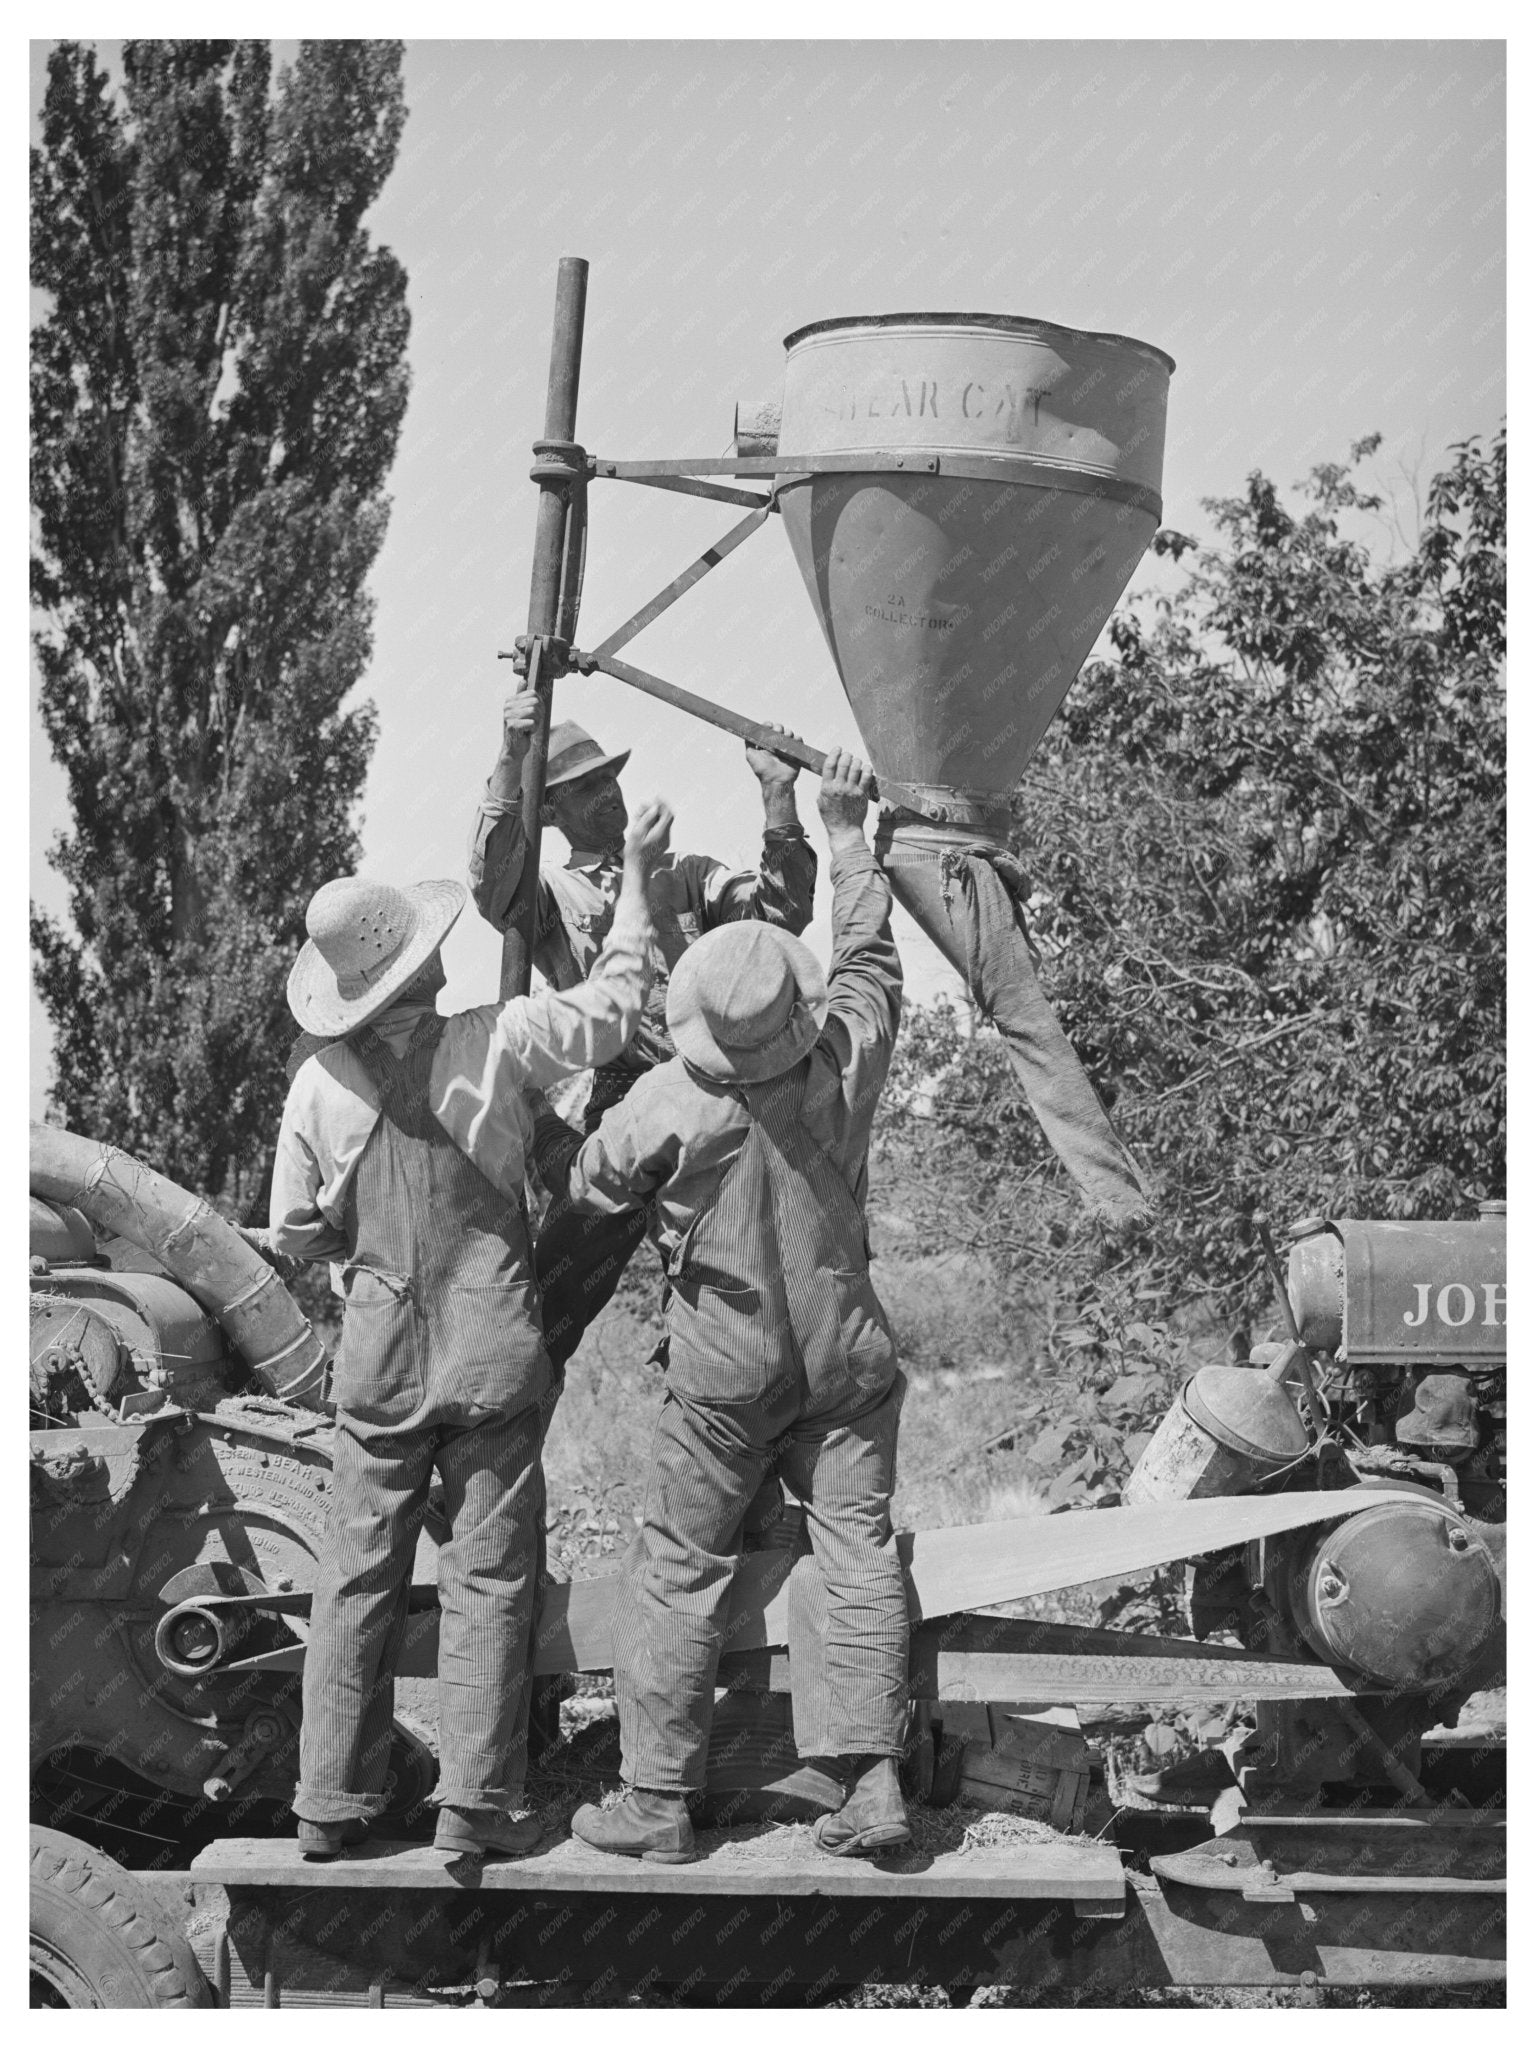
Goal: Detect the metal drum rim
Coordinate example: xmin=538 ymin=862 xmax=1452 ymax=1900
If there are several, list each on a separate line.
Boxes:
xmin=782 ymin=310 xmax=1176 ymax=375
xmin=773 ymin=461 xmax=1164 ymax=522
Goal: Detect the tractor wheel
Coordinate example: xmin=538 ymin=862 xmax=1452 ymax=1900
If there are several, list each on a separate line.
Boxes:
xmin=29 ymin=1826 xmax=211 ymax=2009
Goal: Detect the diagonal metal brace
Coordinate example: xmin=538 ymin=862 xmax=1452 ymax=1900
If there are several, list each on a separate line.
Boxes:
xmin=613 ymin=473 xmax=773 ymax=510
xmin=593 ymin=499 xmax=775 ymax=661
xmin=571 ymin=649 xmax=955 ymax=822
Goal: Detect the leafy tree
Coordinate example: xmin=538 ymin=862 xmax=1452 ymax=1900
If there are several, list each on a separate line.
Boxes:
xmin=878 ymin=428 xmax=1505 ymax=1495
xmin=31 ymin=39 xmax=409 ymax=1202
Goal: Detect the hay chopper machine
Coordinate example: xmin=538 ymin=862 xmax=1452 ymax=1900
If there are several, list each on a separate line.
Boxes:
xmin=29 ymin=260 xmax=1505 ymax=2005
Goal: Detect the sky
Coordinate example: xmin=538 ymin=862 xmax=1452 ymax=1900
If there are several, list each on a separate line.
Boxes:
xmin=27 ymin=37 xmax=1507 ymax=1117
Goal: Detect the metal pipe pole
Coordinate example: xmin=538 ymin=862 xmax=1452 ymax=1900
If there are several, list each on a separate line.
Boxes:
xmin=499 ymin=256 xmax=589 ymax=999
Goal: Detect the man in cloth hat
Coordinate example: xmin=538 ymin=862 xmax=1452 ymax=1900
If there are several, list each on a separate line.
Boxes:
xmin=268 ymin=798 xmax=671 ymax=1861
xmin=530 ymin=750 xmax=911 ymax=1864
xmin=468 ymin=688 xmax=817 ymax=1376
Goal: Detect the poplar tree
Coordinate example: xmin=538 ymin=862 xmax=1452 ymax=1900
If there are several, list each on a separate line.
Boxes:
xmin=31 ymin=39 xmax=409 ymax=1201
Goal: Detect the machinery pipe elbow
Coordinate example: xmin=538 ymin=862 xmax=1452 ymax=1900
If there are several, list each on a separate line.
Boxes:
xmin=29 ymin=1122 xmax=329 ymax=1410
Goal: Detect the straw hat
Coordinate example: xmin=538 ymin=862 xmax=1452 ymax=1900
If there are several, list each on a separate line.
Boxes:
xmin=545 ymin=721 xmax=631 ymax=790
xmin=666 ymin=923 xmax=829 ymax=1083
xmin=287 ymin=876 xmax=466 ymax=1037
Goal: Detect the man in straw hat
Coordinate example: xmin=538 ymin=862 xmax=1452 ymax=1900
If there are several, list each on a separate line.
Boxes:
xmin=468 ymin=688 xmax=816 ymax=1381
xmin=530 ymin=750 xmax=912 ymax=1863
xmin=269 ymin=797 xmax=671 ymax=1861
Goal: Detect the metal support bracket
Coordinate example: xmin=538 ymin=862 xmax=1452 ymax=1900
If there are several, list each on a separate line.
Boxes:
xmin=572 ymin=651 xmax=956 ymax=823
xmin=589 ymin=450 xmax=1163 ymax=519
xmin=592 ymin=498 xmax=775 ymax=661
xmin=605 ymin=471 xmax=773 ymax=510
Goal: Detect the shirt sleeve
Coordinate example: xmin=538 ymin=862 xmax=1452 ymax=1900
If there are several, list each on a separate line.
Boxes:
xmin=478 ymin=890 xmax=654 ymax=1090
xmin=696 ymin=826 xmax=818 ymax=936
xmin=801 ymin=844 xmax=904 ymax=1173
xmin=467 ymin=784 xmax=561 ymax=944
xmin=533 ymin=1074 xmax=681 ymax=1216
xmin=269 ymin=1070 xmax=350 ymax=1265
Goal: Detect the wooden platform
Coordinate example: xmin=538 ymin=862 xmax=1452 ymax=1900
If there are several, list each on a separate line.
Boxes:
xmin=192 ymin=1829 xmax=1125 ymax=1909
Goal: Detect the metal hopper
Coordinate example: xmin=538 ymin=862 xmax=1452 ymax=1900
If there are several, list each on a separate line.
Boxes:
xmin=774 ymin=313 xmax=1172 ymax=829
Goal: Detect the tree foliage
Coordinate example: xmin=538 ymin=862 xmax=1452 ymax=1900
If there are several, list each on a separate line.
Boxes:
xmin=31 ymin=38 xmax=409 ymax=1199
xmin=880 ymin=428 xmax=1506 ymax=1371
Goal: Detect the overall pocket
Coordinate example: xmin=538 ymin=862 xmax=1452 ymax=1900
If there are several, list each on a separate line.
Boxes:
xmin=335 ymin=1265 xmax=423 ymax=1426
xmin=435 ymin=1279 xmax=548 ymax=1416
xmin=666 ymin=1279 xmax=782 ymax=1408
xmin=832 ymin=1268 xmax=899 ymax=1396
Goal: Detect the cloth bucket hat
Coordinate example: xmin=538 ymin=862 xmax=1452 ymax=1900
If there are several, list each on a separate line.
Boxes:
xmin=666 ymin=923 xmax=829 ymax=1083
xmin=287 ymin=876 xmax=466 ymax=1037
xmin=545 ymin=720 xmax=631 ymax=790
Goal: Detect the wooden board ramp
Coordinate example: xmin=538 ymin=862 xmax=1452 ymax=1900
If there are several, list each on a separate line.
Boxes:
xmin=191 ymin=1831 xmax=1125 ymax=1909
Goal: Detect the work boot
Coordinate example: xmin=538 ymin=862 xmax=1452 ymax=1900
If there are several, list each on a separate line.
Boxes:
xmin=811 ymin=1756 xmax=911 ymax=1858
xmin=570 ymin=1787 xmax=696 ymax=1863
xmin=433 ymin=1805 xmax=543 ymax=1860
xmin=297 ymin=1818 xmax=370 ymax=1861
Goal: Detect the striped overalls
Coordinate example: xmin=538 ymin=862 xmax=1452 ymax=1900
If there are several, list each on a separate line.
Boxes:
xmin=293 ymin=1017 xmax=550 ymax=1822
xmin=613 ymin=1064 xmax=909 ymax=1792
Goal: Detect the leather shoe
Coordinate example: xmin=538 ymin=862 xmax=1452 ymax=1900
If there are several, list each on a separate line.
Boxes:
xmin=571 ymin=1787 xmax=696 ymax=1863
xmin=433 ymin=1805 xmax=542 ymax=1860
xmin=298 ymin=1818 xmax=369 ymax=1861
xmin=812 ymin=1756 xmax=911 ymax=1857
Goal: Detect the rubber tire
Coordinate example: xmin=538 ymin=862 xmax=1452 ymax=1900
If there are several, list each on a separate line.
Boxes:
xmin=29 ymin=1826 xmax=212 ymax=2009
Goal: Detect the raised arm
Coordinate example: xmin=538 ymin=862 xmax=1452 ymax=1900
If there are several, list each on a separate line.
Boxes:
xmin=480 ymin=796 xmax=674 ymax=1087
xmin=802 ymin=750 xmax=903 ymax=1164
xmin=466 ymin=685 xmax=561 ymax=946
xmin=698 ymin=725 xmax=817 ymax=935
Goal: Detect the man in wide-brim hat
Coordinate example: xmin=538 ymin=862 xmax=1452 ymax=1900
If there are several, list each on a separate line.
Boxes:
xmin=268 ymin=798 xmax=671 ymax=1861
xmin=530 ymin=750 xmax=912 ymax=1865
xmin=468 ymin=691 xmax=817 ymax=1386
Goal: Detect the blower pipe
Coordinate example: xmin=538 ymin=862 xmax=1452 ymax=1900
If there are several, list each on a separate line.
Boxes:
xmin=29 ymin=1122 xmax=329 ymax=1410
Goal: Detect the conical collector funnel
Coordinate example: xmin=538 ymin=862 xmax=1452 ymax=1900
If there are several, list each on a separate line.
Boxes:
xmin=777 ymin=314 xmax=1173 ymax=826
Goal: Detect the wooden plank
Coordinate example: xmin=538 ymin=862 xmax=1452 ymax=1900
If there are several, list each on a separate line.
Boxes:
xmin=251 ymin=1595 xmax=1361 ymax=1704
xmin=910 ymin=1637 xmax=1360 ymax=1705
xmin=190 ymin=1833 xmax=1124 ymax=1906
xmin=1150 ymin=1851 xmax=1504 ymax=1897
